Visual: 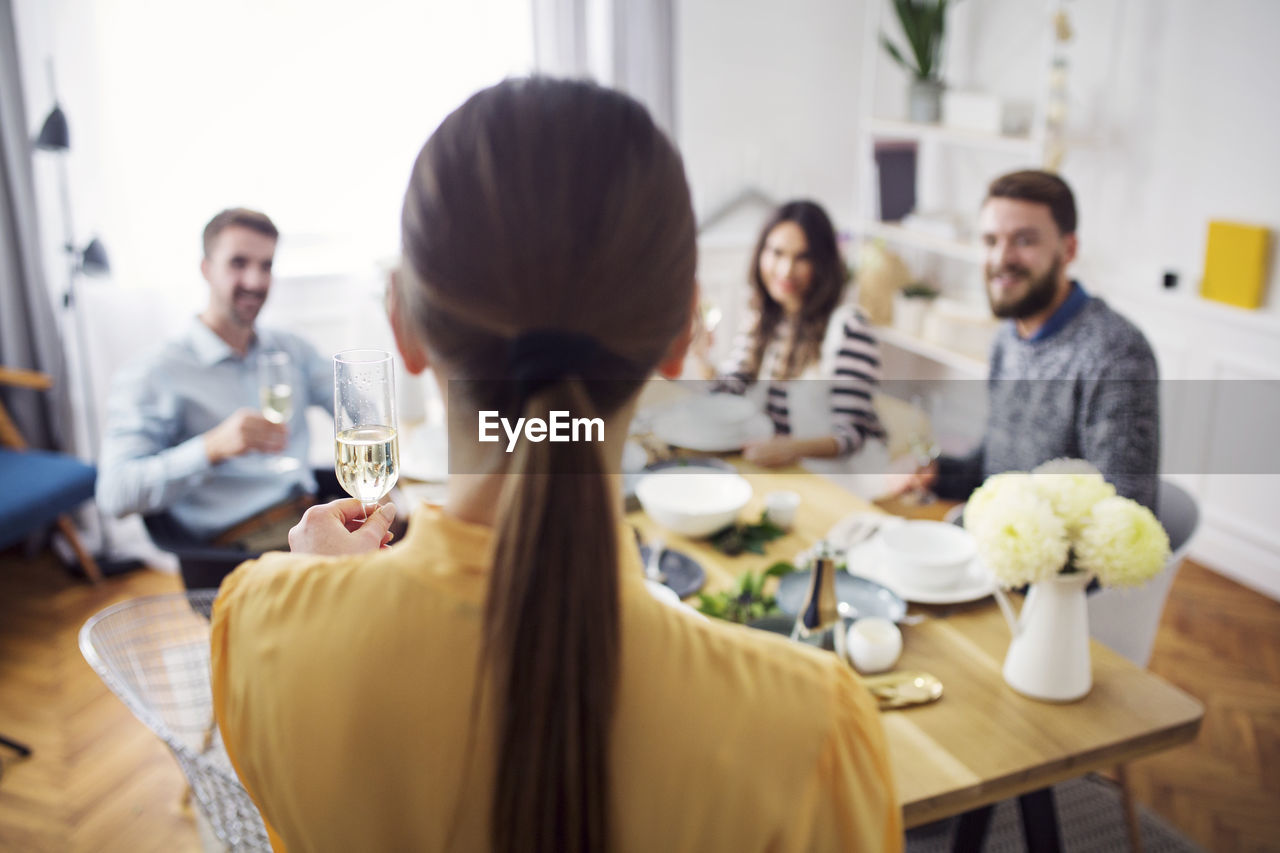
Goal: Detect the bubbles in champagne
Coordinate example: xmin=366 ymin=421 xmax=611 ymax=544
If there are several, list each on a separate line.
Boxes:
xmin=335 ymin=425 xmax=400 ymax=505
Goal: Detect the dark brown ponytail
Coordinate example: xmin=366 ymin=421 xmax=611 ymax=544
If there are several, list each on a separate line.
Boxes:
xmin=397 ymin=77 xmax=697 ymax=853
xmin=486 ymin=380 xmax=618 ymax=853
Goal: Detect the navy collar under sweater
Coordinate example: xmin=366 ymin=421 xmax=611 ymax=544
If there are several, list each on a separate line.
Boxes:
xmin=1021 ymin=280 xmax=1090 ymax=342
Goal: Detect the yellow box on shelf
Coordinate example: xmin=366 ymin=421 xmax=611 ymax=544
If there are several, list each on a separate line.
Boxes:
xmin=1200 ymin=220 xmax=1272 ymax=309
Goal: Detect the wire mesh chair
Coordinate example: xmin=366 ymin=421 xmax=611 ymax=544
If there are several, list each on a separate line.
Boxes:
xmin=79 ymin=591 xmax=270 ymax=852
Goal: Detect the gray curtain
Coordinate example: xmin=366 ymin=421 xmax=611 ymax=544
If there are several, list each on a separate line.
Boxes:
xmin=531 ymin=0 xmax=676 ymax=137
xmin=0 ymin=0 xmax=68 ymax=451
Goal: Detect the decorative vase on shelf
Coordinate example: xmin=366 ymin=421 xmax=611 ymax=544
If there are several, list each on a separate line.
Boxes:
xmin=909 ymin=78 xmax=944 ymax=123
xmin=994 ymin=572 xmax=1093 ymax=702
xmin=892 ymin=284 xmax=938 ymax=337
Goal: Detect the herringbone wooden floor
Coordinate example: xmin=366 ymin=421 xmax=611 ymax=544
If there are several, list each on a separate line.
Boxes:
xmin=1 ymin=549 xmax=1277 ymax=851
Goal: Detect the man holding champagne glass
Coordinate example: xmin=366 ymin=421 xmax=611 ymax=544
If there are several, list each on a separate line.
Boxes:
xmin=97 ymin=208 xmax=340 ymax=569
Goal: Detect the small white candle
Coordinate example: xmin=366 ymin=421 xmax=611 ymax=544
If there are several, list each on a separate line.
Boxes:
xmin=847 ymin=617 xmax=903 ymax=674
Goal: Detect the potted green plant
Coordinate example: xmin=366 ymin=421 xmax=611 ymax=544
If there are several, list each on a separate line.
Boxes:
xmin=893 ymin=281 xmax=938 ymax=336
xmin=880 ymin=0 xmax=956 ymax=123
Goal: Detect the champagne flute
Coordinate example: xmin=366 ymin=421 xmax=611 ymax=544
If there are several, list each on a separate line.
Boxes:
xmin=903 ymin=393 xmax=940 ymax=506
xmin=259 ymin=350 xmax=299 ymax=471
xmin=333 ymin=349 xmax=400 ymax=522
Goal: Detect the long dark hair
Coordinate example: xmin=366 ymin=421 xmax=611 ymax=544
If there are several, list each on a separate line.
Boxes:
xmin=747 ymin=200 xmax=845 ymax=377
xmin=397 ymin=78 xmax=696 ymax=853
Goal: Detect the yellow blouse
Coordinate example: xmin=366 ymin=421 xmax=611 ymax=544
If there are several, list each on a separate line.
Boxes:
xmin=211 ymin=503 xmax=902 ymax=852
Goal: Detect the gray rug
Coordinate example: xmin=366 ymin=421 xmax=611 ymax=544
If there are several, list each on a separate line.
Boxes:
xmin=906 ymin=775 xmax=1204 ymax=852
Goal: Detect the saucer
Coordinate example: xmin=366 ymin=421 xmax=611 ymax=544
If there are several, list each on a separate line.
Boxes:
xmin=774 ymin=571 xmax=907 ymax=623
xmin=651 ymin=409 xmax=774 ymax=452
xmin=845 ymin=537 xmax=997 ymax=605
xmin=637 ymin=545 xmax=706 ymax=599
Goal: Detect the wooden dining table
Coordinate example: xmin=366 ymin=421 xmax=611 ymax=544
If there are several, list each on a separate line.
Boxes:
xmin=627 ymin=460 xmax=1205 ymax=844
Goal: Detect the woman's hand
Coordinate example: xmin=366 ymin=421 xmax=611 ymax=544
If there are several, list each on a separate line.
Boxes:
xmin=885 ymin=460 xmax=939 ymax=498
xmin=288 ymin=499 xmax=398 ymax=556
xmin=742 ymin=436 xmax=803 ymax=468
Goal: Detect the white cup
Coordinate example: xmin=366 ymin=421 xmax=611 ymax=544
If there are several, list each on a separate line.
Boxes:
xmin=764 ymin=490 xmax=801 ymax=530
xmin=847 ymin=617 xmax=903 ymax=674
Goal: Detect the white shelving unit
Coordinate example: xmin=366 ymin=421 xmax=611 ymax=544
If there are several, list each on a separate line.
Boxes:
xmin=857 ymin=220 xmax=983 ymax=264
xmin=856 ymin=0 xmax=1065 ymax=375
xmin=874 ymin=325 xmax=988 ymax=377
xmin=866 ymin=117 xmax=1041 ymax=157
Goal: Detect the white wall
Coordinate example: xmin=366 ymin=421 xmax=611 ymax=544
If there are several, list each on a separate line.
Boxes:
xmin=676 ymin=0 xmax=863 ymax=231
xmin=1085 ymin=0 xmax=1280 ymax=315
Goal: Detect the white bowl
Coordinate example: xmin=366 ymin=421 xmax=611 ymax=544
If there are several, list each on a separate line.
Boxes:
xmin=879 ymin=520 xmax=976 ymax=592
xmin=635 ymin=467 xmax=753 ymax=538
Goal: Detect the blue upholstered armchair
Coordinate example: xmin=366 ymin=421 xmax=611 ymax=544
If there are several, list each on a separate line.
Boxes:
xmin=0 ymin=366 xmax=102 ymax=583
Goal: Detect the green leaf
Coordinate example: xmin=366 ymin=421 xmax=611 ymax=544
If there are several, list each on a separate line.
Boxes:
xmin=764 ymin=561 xmax=796 ymax=579
xmin=879 ymin=33 xmax=915 ymax=76
xmin=883 ymin=0 xmax=953 ymax=80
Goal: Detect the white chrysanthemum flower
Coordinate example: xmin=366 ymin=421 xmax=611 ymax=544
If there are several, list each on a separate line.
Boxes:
xmin=1034 ymin=472 xmax=1116 ymax=539
xmin=1033 ymin=458 xmax=1102 ymax=477
xmin=969 ymin=489 xmax=1070 ymax=588
xmin=1074 ymin=496 xmax=1171 ymax=587
xmin=964 ymin=472 xmax=1035 ymax=531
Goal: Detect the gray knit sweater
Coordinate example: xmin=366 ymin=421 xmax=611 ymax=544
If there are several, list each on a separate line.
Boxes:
xmin=936 ymin=295 xmax=1160 ymax=510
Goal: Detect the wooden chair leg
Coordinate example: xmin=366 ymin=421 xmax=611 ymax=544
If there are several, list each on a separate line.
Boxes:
xmin=56 ymin=515 xmax=103 ymax=583
xmin=1116 ymin=764 xmax=1143 ymax=852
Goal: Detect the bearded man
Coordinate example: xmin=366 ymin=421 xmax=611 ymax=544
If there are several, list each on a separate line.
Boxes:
xmin=911 ymin=170 xmax=1160 ymax=510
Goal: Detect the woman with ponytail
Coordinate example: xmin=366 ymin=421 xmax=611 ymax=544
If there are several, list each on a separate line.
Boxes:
xmin=211 ymin=78 xmax=901 ymax=853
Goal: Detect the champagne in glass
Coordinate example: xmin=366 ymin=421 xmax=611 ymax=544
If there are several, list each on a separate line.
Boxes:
xmin=259 ymin=351 xmax=295 ymax=424
xmin=259 ymin=350 xmax=299 ymax=470
xmin=333 ymin=349 xmax=399 ymax=520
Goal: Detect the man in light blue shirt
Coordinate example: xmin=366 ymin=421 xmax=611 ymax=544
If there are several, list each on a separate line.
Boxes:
xmin=97 ymin=209 xmax=334 ymax=546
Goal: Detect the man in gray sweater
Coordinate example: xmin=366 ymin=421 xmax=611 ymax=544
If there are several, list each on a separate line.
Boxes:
xmin=914 ymin=170 xmax=1160 ymax=510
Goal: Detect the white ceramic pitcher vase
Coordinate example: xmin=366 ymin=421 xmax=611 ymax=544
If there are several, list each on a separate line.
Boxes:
xmin=993 ymin=571 xmax=1093 ymax=702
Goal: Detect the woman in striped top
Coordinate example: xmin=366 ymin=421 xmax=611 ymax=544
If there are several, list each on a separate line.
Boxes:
xmin=718 ymin=200 xmax=884 ymax=468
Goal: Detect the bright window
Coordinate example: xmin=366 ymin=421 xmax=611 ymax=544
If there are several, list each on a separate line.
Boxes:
xmin=87 ymin=0 xmax=534 ymax=287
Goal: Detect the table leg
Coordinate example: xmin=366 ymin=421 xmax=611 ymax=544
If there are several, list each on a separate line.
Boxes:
xmin=951 ymin=804 xmax=994 ymax=852
xmin=1018 ymin=788 xmax=1063 ymax=853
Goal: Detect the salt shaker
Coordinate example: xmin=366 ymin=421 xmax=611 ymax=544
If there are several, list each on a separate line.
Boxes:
xmin=790 ymin=542 xmax=847 ymax=663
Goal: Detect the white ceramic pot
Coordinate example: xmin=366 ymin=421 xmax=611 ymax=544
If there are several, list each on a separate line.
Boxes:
xmin=892 ymin=293 xmax=933 ymax=337
xmin=909 ymin=78 xmax=944 ymax=123
xmin=995 ymin=572 xmax=1093 ymax=702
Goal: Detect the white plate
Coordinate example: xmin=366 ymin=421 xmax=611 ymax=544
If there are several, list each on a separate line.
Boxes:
xmin=651 ymin=409 xmax=775 ymax=452
xmin=826 ymin=511 xmax=906 ymax=550
xmin=645 ymin=580 xmax=708 ymax=620
xmin=843 ymin=537 xmax=998 ymax=605
xmin=622 ymin=440 xmax=648 ymax=474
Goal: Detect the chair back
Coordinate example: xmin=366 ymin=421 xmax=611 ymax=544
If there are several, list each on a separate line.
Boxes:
xmin=1087 ymin=479 xmax=1200 ymax=667
xmin=79 ymin=591 xmax=269 ymax=852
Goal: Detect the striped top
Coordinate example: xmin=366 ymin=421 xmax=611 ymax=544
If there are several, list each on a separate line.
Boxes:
xmin=718 ymin=304 xmax=885 ymax=456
